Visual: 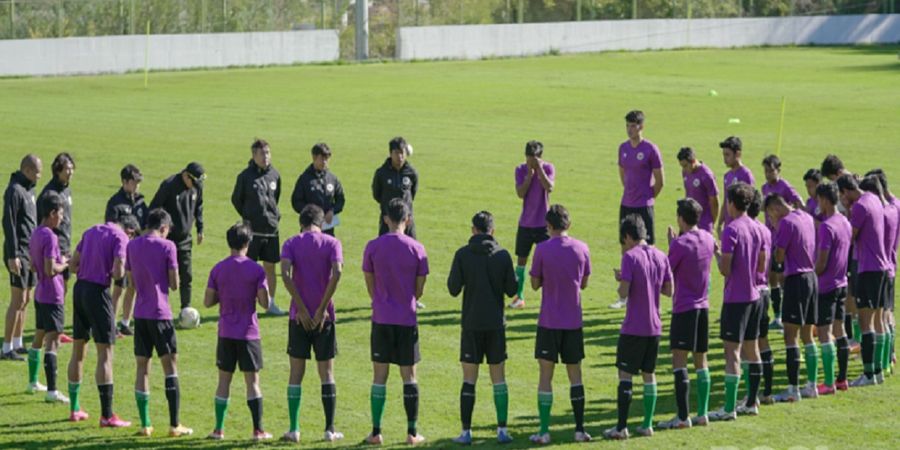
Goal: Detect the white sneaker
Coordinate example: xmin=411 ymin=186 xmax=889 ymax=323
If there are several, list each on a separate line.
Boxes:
xmin=266 ymin=303 xmax=286 ymax=316
xmin=608 ymin=298 xmax=627 ymax=309
xmin=735 ymin=403 xmax=759 ymax=416
xmin=415 ymin=301 xmax=426 ymax=310
xmin=708 ymin=408 xmax=736 ymax=422
xmin=508 ymin=298 xmax=525 ymax=309
xmin=323 ymin=430 xmax=344 ymax=442
xmin=602 ymin=427 xmax=629 ymax=440
xmin=574 ymin=431 xmax=592 ymax=442
xmin=875 ymin=372 xmax=885 ymax=384
xmin=800 ymin=382 xmax=818 ymax=399
xmin=773 ymin=386 xmax=801 ymax=402
xmin=657 ymin=416 xmax=692 ymax=430
xmin=45 ymin=390 xmax=70 ymax=404
xmin=850 ymin=374 xmax=876 ymax=387
xmin=528 ymin=433 xmax=551 ymax=445
xmin=26 ymin=382 xmax=48 ymax=394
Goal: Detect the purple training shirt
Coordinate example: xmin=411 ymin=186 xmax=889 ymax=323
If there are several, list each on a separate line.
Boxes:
xmin=207 ymin=255 xmax=268 ymax=341
xmin=774 ymin=209 xmax=816 ymax=276
xmin=683 ymin=163 xmax=719 ymax=232
xmin=620 ymin=244 xmax=672 ymax=337
xmin=531 ymin=235 xmax=591 ymax=330
xmin=750 ymin=219 xmax=771 ymax=288
xmin=619 ymin=140 xmax=662 ymax=208
xmin=29 ymin=226 xmax=65 ymax=305
xmin=127 ymin=235 xmax=178 ymax=321
xmin=763 ymin=179 xmax=803 ymax=230
xmin=722 ymin=166 xmax=755 ymax=226
xmin=850 ymin=192 xmax=891 ymax=274
xmin=515 ymin=162 xmax=555 ymax=228
xmin=362 ymin=233 xmax=429 ymax=327
xmin=817 ymin=213 xmax=852 ymax=294
xmin=721 ymin=215 xmax=762 ymax=303
xmin=75 ymin=222 xmax=128 ymax=286
xmin=281 ymin=231 xmax=343 ymax=322
xmin=883 ymin=199 xmax=900 ymax=278
xmin=668 ymin=229 xmax=714 ymax=313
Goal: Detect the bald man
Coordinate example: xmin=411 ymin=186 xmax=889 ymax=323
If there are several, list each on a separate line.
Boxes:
xmin=3 ymin=155 xmax=42 ymax=361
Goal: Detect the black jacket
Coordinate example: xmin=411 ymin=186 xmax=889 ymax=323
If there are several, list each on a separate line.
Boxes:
xmin=291 ymin=164 xmax=345 ymax=216
xmin=106 ymin=187 xmax=149 ymax=229
xmin=149 ymin=174 xmax=203 ymax=243
xmin=39 ymin=176 xmax=72 ymax=255
xmin=372 ymin=158 xmax=417 ymax=215
xmin=2 ymin=171 xmax=37 ymax=262
xmin=231 ymin=161 xmax=281 ymax=235
xmin=447 ymin=234 xmax=517 ymax=331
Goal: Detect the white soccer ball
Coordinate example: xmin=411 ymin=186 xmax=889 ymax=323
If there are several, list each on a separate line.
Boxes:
xmin=406 ymin=144 xmax=413 ymax=156
xmin=179 ymin=307 xmax=201 ymax=329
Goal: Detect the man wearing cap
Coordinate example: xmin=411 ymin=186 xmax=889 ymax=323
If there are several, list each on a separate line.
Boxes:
xmin=150 ymin=163 xmax=205 ymax=314
xmin=232 ymin=139 xmax=285 ymax=316
xmin=106 ymin=164 xmax=149 ymax=336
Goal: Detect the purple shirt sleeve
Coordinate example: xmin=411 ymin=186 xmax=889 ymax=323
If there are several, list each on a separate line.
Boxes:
xmin=515 ymin=166 xmax=525 ymax=187
xmin=785 ymin=184 xmax=802 ymax=204
xmin=256 ymin=266 xmax=269 ymax=292
xmin=113 ymin=232 xmax=127 ymax=261
xmin=663 ymin=256 xmax=673 ymax=284
xmin=704 ymin=170 xmax=719 ymax=196
xmin=44 ymin=233 xmax=58 ymax=260
xmin=543 ymin=163 xmax=555 ymax=183
xmin=583 ymin=247 xmax=592 ymax=276
xmin=648 ymin=144 xmax=662 ymax=170
xmin=416 ymin=245 xmax=429 ymax=277
xmin=124 ymin=242 xmax=133 ymax=271
xmin=280 ymin=239 xmax=292 ymax=262
xmin=668 ymin=240 xmax=683 ymax=272
xmin=166 ymin=243 xmax=177 ymax=269
xmin=332 ymin=240 xmax=343 ymax=264
xmin=722 ymin=227 xmax=738 ymax=254
xmin=620 ymin=253 xmax=634 ymax=282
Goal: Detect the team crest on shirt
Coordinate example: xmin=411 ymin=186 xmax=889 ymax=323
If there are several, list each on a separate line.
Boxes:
xmin=402 ymin=177 xmax=411 ymax=187
xmin=269 ymin=181 xmax=276 ymax=191
xmin=326 ymin=183 xmax=334 ymax=193
xmin=637 ymin=152 xmax=645 ymax=161
xmin=68 ymin=196 xmax=73 ymax=205
xmin=191 ymin=193 xmax=197 ymax=201
xmin=30 ymin=194 xmax=35 ymax=204
xmin=693 ymin=178 xmax=701 ymax=188
xmin=387 ymin=179 xmax=393 ymax=185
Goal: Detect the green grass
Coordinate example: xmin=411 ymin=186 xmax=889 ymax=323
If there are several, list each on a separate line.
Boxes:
xmin=1 ymin=45 xmax=899 ymax=449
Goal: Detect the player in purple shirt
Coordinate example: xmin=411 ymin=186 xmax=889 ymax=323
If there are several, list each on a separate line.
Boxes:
xmin=762 ymin=155 xmax=804 ymax=332
xmin=716 ymin=137 xmax=755 ymax=236
xmin=604 ymin=213 xmax=671 ymax=440
xmin=677 ymin=147 xmax=719 ymax=233
xmin=66 ymin=206 xmax=139 ymax=427
xmin=709 ymin=183 xmax=765 ymax=422
xmin=280 ymin=205 xmax=344 ymax=443
xmin=656 ymin=199 xmax=714 ymax=431
xmin=746 ymin=190 xmax=777 ymax=404
xmin=510 ymin=140 xmax=554 ymax=310
xmin=837 ymin=174 xmax=890 ymax=386
xmin=866 ymin=169 xmax=898 ymax=375
xmin=26 ymin=193 xmax=69 ymax=403
xmin=811 ymin=183 xmax=853 ymax=395
xmin=803 ymin=169 xmax=824 ymax=224
xmin=618 ymin=110 xmax=664 ymax=245
xmin=126 ymin=209 xmax=191 ymax=437
xmin=529 ymin=205 xmax=591 ymax=444
xmin=766 ymin=194 xmax=819 ymax=402
xmin=362 ymin=198 xmax=429 ymax=446
xmin=204 ymin=222 xmax=272 ymax=442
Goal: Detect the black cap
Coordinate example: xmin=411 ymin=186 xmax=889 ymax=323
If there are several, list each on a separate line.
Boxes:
xmin=184 ymin=162 xmax=206 ymax=187
xmin=719 ymin=136 xmax=742 ymax=151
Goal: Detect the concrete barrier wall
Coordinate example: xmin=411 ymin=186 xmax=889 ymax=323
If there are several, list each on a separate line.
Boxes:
xmin=397 ymin=14 xmax=900 ymax=61
xmin=0 ymin=30 xmax=339 ymax=77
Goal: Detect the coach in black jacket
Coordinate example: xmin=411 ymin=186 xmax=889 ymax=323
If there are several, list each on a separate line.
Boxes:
xmin=106 ymin=164 xmax=149 ymax=230
xmin=231 ymin=139 xmax=284 ymax=315
xmin=372 ymin=137 xmax=418 ymax=238
xmin=447 ymin=211 xmax=517 ymax=430
xmin=38 ymin=153 xmax=75 ymax=260
xmin=2 ymin=154 xmax=41 ymax=360
xmin=149 ymin=162 xmax=204 ymax=311
xmin=291 ymin=143 xmax=345 ymax=236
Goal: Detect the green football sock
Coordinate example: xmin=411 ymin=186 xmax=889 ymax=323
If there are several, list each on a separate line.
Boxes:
xmin=135 ymin=391 xmax=151 ymax=428
xmin=696 ymin=369 xmax=711 ymax=417
xmin=887 ymin=330 xmax=895 ymax=373
xmin=805 ymin=344 xmax=819 ymax=384
xmin=493 ymin=383 xmax=509 ymax=427
xmin=214 ymin=396 xmax=229 ymax=431
xmin=537 ymin=391 xmax=552 ymax=434
xmin=821 ymin=342 xmax=835 ymax=387
xmin=642 ymin=383 xmax=657 ymax=429
xmin=853 ymin=319 xmax=861 ymax=341
xmin=875 ymin=334 xmax=886 ymax=373
xmin=287 ymin=385 xmax=301 ymax=433
xmin=27 ymin=348 xmax=41 ymax=384
xmin=724 ymin=374 xmax=739 ymax=413
xmin=69 ymin=382 xmax=81 ymax=413
xmin=370 ymin=384 xmax=386 ymax=429
xmin=515 ymin=266 xmax=526 ymax=299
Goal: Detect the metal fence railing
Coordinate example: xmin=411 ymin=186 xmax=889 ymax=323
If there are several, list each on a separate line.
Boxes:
xmin=1 ymin=0 xmax=896 ymax=60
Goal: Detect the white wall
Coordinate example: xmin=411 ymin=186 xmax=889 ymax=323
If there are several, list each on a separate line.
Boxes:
xmin=397 ymin=14 xmax=900 ymax=61
xmin=0 ymin=30 xmax=339 ymax=77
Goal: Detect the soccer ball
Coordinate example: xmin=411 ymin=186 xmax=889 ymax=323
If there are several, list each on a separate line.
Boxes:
xmin=406 ymin=144 xmax=413 ymax=156
xmin=179 ymin=307 xmax=201 ymax=329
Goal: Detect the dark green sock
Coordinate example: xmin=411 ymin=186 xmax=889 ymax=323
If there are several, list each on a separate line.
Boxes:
xmin=27 ymin=348 xmax=41 ymax=385
xmin=287 ymin=385 xmax=301 ymax=433
xmin=821 ymin=342 xmax=835 ymax=386
xmin=696 ymin=369 xmax=711 ymax=417
xmin=515 ymin=266 xmax=526 ymax=299
xmin=537 ymin=391 xmax=552 ymax=434
xmin=724 ymin=374 xmax=739 ymax=413
xmin=371 ymin=384 xmax=386 ymax=430
xmin=853 ymin=319 xmax=861 ymax=342
xmin=69 ymin=382 xmax=81 ymax=413
xmin=136 ymin=391 xmax=151 ymax=428
xmin=805 ymin=344 xmax=819 ymax=384
xmin=493 ymin=383 xmax=509 ymax=427
xmin=642 ymin=383 xmax=657 ymax=429
xmin=214 ymin=396 xmax=229 ymax=431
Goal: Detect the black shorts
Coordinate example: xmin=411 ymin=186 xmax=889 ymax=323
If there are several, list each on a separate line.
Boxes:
xmin=217 ymin=338 xmax=263 ymax=373
xmin=757 ymin=288 xmax=771 ymax=340
xmin=133 ymin=319 xmax=177 ymax=358
xmin=248 ymin=234 xmax=280 ymax=264
xmin=515 ymin=226 xmax=549 ymax=258
xmin=35 ymin=302 xmax=65 ymax=333
xmin=460 ymin=328 xmax=507 ymax=365
xmin=616 ymin=334 xmax=660 ymax=375
xmin=744 ymin=297 xmax=763 ymax=340
xmin=817 ymin=287 xmax=848 ymax=326
xmin=8 ymin=258 xmax=36 ymax=289
xmin=783 ymin=272 xmax=818 ymax=325
xmin=72 ymin=280 xmax=116 ymax=344
xmin=848 ymin=258 xmax=859 ymax=298
xmin=720 ymin=301 xmax=754 ymax=343
xmin=61 ymin=267 xmax=71 ymax=281
xmin=288 ymin=320 xmax=337 ymax=361
xmin=534 ymin=327 xmax=584 ymax=364
xmin=669 ymin=309 xmax=708 ymax=353
xmin=620 ymin=205 xmax=655 ymax=245
xmin=113 ymin=277 xmax=125 ymax=288
xmin=855 ymin=271 xmax=886 ymax=310
xmin=371 ymin=323 xmax=420 ymax=366
xmin=887 ymin=277 xmax=895 ymax=311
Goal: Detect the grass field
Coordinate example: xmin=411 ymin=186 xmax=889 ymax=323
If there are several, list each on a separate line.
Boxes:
xmin=1 ymin=45 xmax=899 ymax=449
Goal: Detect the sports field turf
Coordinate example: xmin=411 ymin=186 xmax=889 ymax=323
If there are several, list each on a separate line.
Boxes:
xmin=0 ymin=45 xmax=898 ymax=449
